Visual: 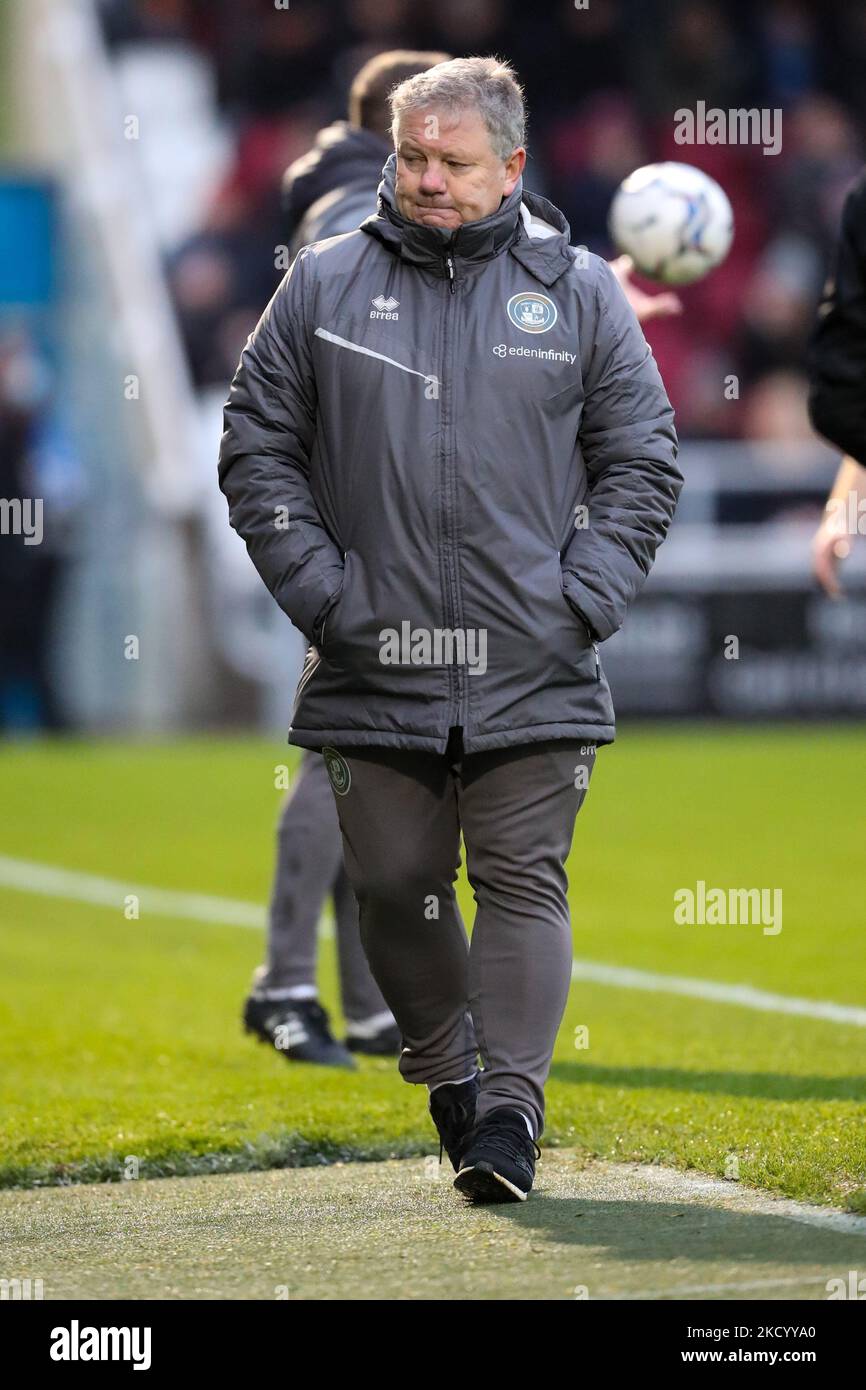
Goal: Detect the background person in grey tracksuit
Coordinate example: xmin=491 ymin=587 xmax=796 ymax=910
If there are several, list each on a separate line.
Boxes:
xmin=243 ymin=51 xmax=450 ymax=1069
xmin=220 ymin=56 xmax=681 ymax=1199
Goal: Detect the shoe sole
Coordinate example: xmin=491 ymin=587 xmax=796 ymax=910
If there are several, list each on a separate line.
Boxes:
xmin=453 ymin=1161 xmax=529 ymax=1203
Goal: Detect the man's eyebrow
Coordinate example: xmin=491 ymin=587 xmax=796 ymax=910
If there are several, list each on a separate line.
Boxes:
xmin=398 ymin=139 xmax=474 ymax=161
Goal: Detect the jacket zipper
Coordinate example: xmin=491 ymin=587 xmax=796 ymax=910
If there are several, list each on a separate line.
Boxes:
xmin=449 ymin=256 xmax=468 ymax=726
xmin=581 ymin=619 xmax=600 ymax=680
xmin=292 ymin=645 xmax=322 ymax=717
xmin=439 ymin=245 xmax=462 ymax=726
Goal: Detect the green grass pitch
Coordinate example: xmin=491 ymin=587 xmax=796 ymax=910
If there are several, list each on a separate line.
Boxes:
xmin=0 ymin=727 xmax=864 ymax=1210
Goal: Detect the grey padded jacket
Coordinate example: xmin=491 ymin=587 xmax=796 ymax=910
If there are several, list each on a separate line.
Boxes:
xmin=218 ymin=154 xmax=682 ymax=754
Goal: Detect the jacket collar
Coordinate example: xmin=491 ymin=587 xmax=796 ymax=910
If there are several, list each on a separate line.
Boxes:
xmin=360 ymin=153 xmax=575 ymax=288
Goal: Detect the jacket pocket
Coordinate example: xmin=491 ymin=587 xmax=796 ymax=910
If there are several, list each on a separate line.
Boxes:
xmin=319 ymin=551 xmax=352 ymax=664
xmin=319 ymin=593 xmax=341 ymax=655
xmin=559 ymin=568 xmax=601 ymax=680
xmin=559 ymin=568 xmax=589 ymax=640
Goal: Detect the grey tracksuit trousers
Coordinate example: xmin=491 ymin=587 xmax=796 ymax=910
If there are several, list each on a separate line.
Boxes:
xmin=259 ymin=749 xmax=391 ymax=1026
xmin=324 ymin=731 xmax=596 ymax=1138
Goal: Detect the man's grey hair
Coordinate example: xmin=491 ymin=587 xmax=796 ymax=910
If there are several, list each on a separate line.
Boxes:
xmin=389 ymin=56 xmax=526 ymax=162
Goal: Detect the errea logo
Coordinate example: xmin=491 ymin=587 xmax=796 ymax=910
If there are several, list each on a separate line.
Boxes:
xmin=370 ymin=295 xmax=399 ymax=320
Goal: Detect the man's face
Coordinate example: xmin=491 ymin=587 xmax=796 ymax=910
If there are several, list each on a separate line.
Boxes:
xmin=394 ymin=106 xmax=525 ymax=230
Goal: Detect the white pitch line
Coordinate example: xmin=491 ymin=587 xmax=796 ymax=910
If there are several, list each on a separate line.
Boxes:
xmin=0 ymin=853 xmax=337 ymax=938
xmin=629 ymin=1162 xmax=866 ymax=1235
xmin=571 ymin=958 xmax=866 ymax=1028
xmin=0 ymin=853 xmax=267 ymax=928
xmin=614 ymin=1273 xmax=839 ymax=1300
xmin=0 ymin=855 xmax=860 ymax=1022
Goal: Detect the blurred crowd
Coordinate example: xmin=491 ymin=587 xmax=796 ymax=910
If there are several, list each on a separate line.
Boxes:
xmin=96 ymin=0 xmax=866 ymax=440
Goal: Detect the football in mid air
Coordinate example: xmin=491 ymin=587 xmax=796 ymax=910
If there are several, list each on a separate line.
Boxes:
xmin=608 ymin=161 xmax=734 ymax=286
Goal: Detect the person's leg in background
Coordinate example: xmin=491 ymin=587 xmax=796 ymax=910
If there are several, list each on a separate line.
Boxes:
xmin=243 ymin=749 xmax=398 ymax=1066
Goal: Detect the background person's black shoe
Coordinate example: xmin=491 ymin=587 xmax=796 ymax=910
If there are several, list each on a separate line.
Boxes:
xmin=243 ymin=995 xmax=356 ymax=1069
xmin=454 ymin=1107 xmax=540 ymax=1203
xmin=345 ymin=1020 xmax=402 ymax=1056
xmin=429 ymin=1073 xmax=480 ymax=1172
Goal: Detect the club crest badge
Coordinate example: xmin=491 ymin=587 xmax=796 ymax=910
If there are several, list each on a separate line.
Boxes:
xmin=322 ymin=745 xmax=352 ymax=796
xmin=507 ymin=292 xmax=558 ymax=334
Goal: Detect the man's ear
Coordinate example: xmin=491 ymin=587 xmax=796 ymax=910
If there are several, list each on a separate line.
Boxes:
xmin=503 ymin=146 xmax=527 ymax=197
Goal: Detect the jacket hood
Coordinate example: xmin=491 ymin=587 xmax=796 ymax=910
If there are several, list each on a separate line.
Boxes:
xmin=282 ymin=121 xmax=391 ymax=234
xmin=360 ymin=152 xmax=576 ymax=287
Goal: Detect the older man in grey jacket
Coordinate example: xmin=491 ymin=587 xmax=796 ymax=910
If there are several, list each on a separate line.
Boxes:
xmin=219 ymin=56 xmax=681 ymax=1203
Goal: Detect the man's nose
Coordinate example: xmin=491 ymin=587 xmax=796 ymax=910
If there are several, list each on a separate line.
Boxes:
xmin=419 ymin=163 xmax=447 ymax=193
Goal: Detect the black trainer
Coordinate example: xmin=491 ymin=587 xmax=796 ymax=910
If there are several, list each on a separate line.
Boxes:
xmin=429 ymin=1073 xmax=481 ymax=1172
xmin=345 ymin=1021 xmax=402 ymax=1057
xmin=454 ymin=1107 xmax=540 ymax=1203
xmin=243 ymin=995 xmax=356 ymax=1069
